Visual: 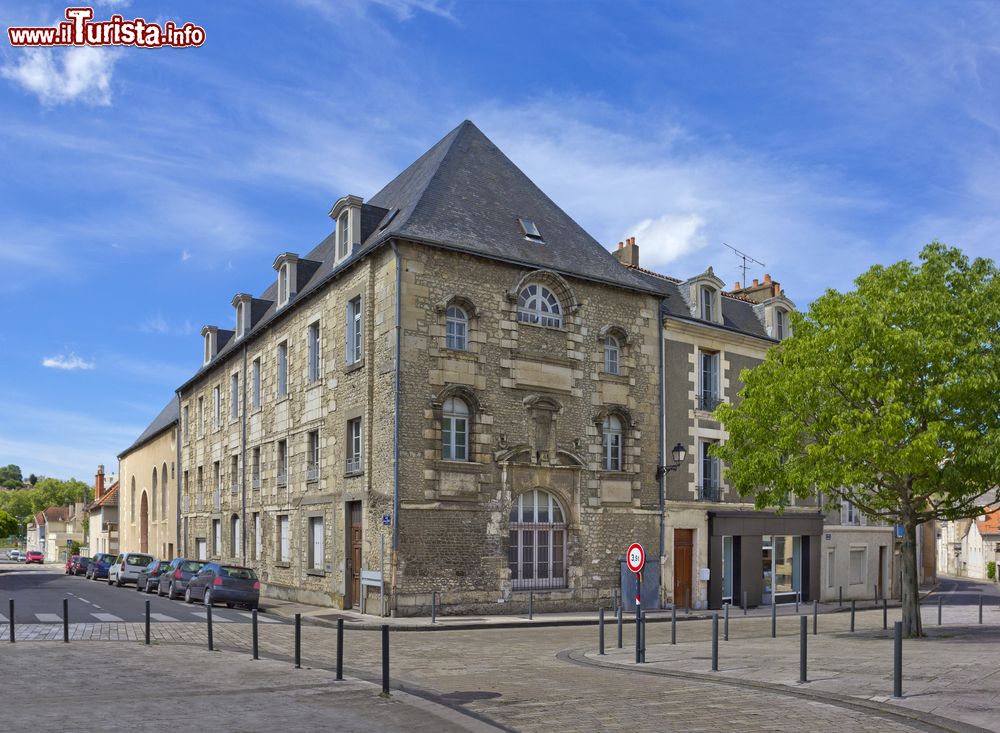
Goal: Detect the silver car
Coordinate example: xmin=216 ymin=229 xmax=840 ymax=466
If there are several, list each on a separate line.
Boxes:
xmin=108 ymin=552 xmax=154 ymax=586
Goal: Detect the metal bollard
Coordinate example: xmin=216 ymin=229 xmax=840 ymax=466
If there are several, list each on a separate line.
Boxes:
xmin=724 ymin=602 xmax=729 ymax=641
xmin=839 ymin=586 xmax=843 ymax=607
xmin=771 ymin=601 xmax=776 ymax=638
xmin=8 ymin=598 xmax=13 ymax=643
xmin=294 ymin=613 xmax=301 ymax=669
xmin=431 ymin=591 xmax=436 ymax=624
xmin=635 ymin=608 xmax=642 ymax=664
xmin=743 ymin=591 xmax=748 ymax=615
xmin=671 ymin=604 xmax=676 ymax=645
xmin=850 ymin=600 xmax=856 ymax=632
xmin=813 ymin=600 xmax=817 ymax=635
xmin=206 ymin=603 xmax=214 ymax=651
xmin=251 ymin=608 xmax=259 ymax=660
xmin=893 ymin=621 xmax=903 ymax=698
xmin=617 ymin=604 xmax=623 ymax=649
xmin=640 ymin=609 xmax=646 ymax=664
xmin=336 ymin=618 xmax=344 ymax=680
xmin=381 ymin=624 xmax=390 ymax=695
xmin=144 ymin=599 xmax=150 ymax=645
xmin=63 ymin=598 xmax=69 ymax=643
xmin=529 ymin=591 xmax=533 ymax=620
xmin=883 ymin=597 xmax=888 ymax=630
xmin=799 ymin=615 xmax=807 ymax=682
xmin=795 ymin=592 xmax=800 ymax=614
xmin=938 ymin=596 xmax=942 ymax=626
xmin=598 ymin=608 xmax=605 ymax=655
xmin=711 ymin=613 xmax=719 ymax=671
xmin=979 ymin=593 xmax=983 ymax=624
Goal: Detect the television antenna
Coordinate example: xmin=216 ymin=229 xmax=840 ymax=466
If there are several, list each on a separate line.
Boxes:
xmin=723 ymin=243 xmax=765 ymax=289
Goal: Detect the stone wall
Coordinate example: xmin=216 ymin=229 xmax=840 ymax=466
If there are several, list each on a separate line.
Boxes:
xmin=119 ymin=426 xmax=178 ymax=559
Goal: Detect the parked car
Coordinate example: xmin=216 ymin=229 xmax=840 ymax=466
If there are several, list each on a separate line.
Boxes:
xmin=24 ymin=550 xmax=44 ymax=564
xmin=65 ymin=554 xmax=81 ymax=574
xmin=86 ymin=552 xmax=117 ymax=580
xmin=136 ymin=559 xmax=173 ymax=593
xmin=8 ymin=549 xmax=22 ymax=561
xmin=184 ymin=563 xmax=260 ymax=610
xmin=157 ymin=558 xmax=206 ymax=600
xmin=70 ymin=556 xmax=91 ymax=575
xmin=109 ymin=552 xmax=154 ymax=586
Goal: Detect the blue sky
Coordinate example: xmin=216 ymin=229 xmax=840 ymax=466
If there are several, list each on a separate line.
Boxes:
xmin=1 ymin=0 xmax=998 ymax=481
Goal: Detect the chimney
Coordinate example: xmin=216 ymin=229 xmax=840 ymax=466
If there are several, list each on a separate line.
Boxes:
xmin=734 ymin=273 xmax=783 ymax=303
xmin=612 ymin=236 xmax=640 ymax=268
xmin=95 ymin=464 xmax=105 ymax=500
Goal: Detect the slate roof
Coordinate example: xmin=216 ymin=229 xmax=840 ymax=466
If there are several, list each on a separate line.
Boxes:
xmin=178 ymin=120 xmax=663 ymax=391
xmin=628 ymin=266 xmax=774 ymax=341
xmin=119 ymin=399 xmax=178 ymax=458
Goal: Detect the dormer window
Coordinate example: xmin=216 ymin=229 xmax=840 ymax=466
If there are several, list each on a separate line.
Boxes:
xmin=204 ymin=334 xmax=211 ymax=364
xmin=201 ymin=326 xmax=218 ymax=365
xmin=518 ymin=218 xmax=543 ymax=243
xmin=338 ymin=212 xmax=350 ymax=259
xmin=278 ymin=264 xmax=289 ymax=306
xmin=775 ymin=308 xmax=787 ymax=340
xmin=272 ymin=253 xmax=299 ymax=309
xmin=236 ymin=302 xmax=246 ymax=338
xmin=701 ymin=286 xmax=715 ymax=321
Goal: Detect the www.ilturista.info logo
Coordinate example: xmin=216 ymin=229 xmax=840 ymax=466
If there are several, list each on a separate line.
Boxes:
xmin=8 ymin=7 xmax=205 ymax=48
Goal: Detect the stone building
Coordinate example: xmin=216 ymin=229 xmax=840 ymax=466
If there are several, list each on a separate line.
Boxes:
xmin=176 ymin=121 xmax=667 ymax=614
xmin=118 ymin=400 xmax=179 ymax=559
xmin=85 ymin=464 xmax=120 ymax=557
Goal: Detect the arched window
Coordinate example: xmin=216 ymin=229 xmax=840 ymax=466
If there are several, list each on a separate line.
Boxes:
xmin=162 ymin=462 xmax=169 ymax=518
xmin=151 ymin=468 xmax=157 ymax=520
xmin=604 ymin=335 xmax=620 ymax=374
xmin=701 ymin=286 xmax=715 ymax=321
xmin=130 ymin=477 xmax=136 ymax=517
xmin=338 ymin=212 xmax=351 ymax=259
xmin=441 ymin=397 xmax=469 ymax=461
xmin=517 ymin=284 xmax=562 ymax=328
xmin=508 ymin=490 xmax=567 ymax=589
xmin=445 ymin=305 xmax=468 ymax=350
xmin=236 ymin=301 xmax=246 ymax=338
xmin=602 ymin=415 xmax=623 ymax=471
xmin=230 ymin=513 xmax=241 ymax=557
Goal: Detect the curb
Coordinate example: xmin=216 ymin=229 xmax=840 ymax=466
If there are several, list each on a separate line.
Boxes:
xmin=561 ymin=647 xmax=990 ymax=733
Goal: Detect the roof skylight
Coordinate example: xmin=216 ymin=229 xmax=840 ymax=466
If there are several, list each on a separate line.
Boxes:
xmin=518 ymin=218 xmax=543 ymax=242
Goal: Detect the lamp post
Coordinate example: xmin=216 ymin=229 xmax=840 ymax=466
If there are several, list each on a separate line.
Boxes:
xmin=657 ymin=443 xmax=687 ymax=609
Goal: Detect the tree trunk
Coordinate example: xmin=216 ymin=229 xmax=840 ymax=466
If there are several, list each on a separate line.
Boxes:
xmin=900 ymin=517 xmax=923 ymax=637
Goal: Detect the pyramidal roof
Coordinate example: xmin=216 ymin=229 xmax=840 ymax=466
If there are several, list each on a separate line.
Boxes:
xmin=363 ymin=120 xmax=656 ymax=292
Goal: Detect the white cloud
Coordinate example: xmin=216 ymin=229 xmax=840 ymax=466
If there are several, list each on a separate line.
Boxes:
xmin=136 ymin=314 xmax=194 ymax=336
xmin=1 ymin=46 xmax=120 ymax=106
xmin=41 ymin=353 xmax=95 ymax=370
xmin=629 ymin=213 xmax=709 ymax=265
xmin=181 ymin=249 xmax=192 ymax=262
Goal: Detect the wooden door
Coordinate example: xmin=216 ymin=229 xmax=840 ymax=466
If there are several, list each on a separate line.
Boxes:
xmin=346 ymin=502 xmax=362 ymax=608
xmin=673 ymin=529 xmax=694 ymax=609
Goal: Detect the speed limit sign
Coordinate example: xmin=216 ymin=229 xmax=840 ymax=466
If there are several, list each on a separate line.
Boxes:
xmin=626 ymin=542 xmax=645 ymax=573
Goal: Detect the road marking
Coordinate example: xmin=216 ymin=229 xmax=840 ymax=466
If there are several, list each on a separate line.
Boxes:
xmin=189 ymin=611 xmax=233 ymax=622
xmin=91 ymin=613 xmax=123 ymax=622
xmin=150 ymin=613 xmax=178 ymax=622
xmin=78 ymin=598 xmax=93 ymax=605
xmin=0 ymin=613 xmax=7 ymax=623
xmin=35 ymin=613 xmax=62 ymax=623
xmin=237 ymin=612 xmax=280 ymax=623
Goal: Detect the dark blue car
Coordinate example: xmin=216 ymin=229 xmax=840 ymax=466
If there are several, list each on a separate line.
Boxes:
xmin=86 ymin=552 xmax=116 ymax=580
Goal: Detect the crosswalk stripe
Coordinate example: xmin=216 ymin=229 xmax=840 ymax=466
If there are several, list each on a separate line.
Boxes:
xmin=91 ymin=612 xmax=123 ymax=622
xmin=190 ymin=611 xmax=233 ymax=622
xmin=35 ymin=613 xmax=62 ymax=623
xmin=0 ymin=613 xmax=7 ymax=623
xmin=237 ymin=612 xmax=280 ymax=623
xmin=150 ymin=613 xmax=178 ymax=622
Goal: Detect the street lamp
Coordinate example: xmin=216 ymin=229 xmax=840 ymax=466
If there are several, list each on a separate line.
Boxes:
xmin=656 ymin=443 xmax=687 ymax=480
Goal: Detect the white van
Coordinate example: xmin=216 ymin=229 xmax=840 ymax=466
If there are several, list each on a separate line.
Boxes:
xmin=108 ymin=552 xmax=155 ymax=587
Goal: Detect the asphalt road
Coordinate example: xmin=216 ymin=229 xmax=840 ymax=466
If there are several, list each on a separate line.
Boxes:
xmin=0 ymin=564 xmax=285 ymax=625
xmin=923 ymin=573 xmax=1000 ymax=604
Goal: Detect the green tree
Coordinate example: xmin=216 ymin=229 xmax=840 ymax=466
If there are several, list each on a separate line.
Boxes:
xmin=28 ymin=474 xmax=37 ymax=486
xmin=714 ymin=243 xmax=1000 ymax=637
xmin=0 ymin=464 xmax=23 ymax=490
xmin=0 ymin=510 xmax=19 ymax=538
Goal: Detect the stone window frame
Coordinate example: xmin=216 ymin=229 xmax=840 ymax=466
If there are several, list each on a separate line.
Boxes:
xmin=306 ymin=512 xmax=325 ymax=574
xmin=306 ymin=319 xmax=322 ymax=384
xmin=306 ymin=429 xmax=321 ymax=482
xmin=151 ymin=466 xmax=158 ymax=521
xmin=345 ymin=414 xmax=364 ymax=476
xmin=345 ymin=293 xmax=364 ymax=368
xmin=161 ymin=461 xmax=168 ymax=519
xmin=598 ymin=325 xmax=630 ymax=377
xmin=434 ymin=295 xmax=480 ymax=353
xmin=593 ymin=406 xmax=636 ymax=475
xmin=276 ymin=513 xmax=290 ymax=563
xmin=276 ymin=340 xmax=289 ymax=399
xmin=251 ymin=356 xmax=262 ymax=411
xmin=430 ymin=385 xmax=484 ymax=464
xmin=229 ymin=512 xmax=241 ymax=558
xmin=230 ymin=371 xmax=240 ymax=421
xmin=506 ymin=269 xmax=580 ymax=334
xmin=507 ymin=488 xmax=569 ymax=590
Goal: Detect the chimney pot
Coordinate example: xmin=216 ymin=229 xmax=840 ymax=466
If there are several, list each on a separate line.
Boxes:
xmin=618 ymin=241 xmax=624 ymax=250
xmin=733 ymin=281 xmax=741 ymax=291
xmin=753 ymin=278 xmax=759 ymax=286
xmin=773 ymin=283 xmax=779 ymax=296
xmin=764 ymin=273 xmax=772 ymax=284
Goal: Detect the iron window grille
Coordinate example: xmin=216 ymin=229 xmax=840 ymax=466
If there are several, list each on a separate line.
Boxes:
xmin=508 ymin=489 xmax=567 ymax=590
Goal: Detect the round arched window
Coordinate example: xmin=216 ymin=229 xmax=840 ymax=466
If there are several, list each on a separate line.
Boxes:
xmin=162 ymin=462 xmax=169 ymax=519
xmin=517 ymin=284 xmax=562 ymax=328
xmin=151 ymin=468 xmax=157 ymax=520
xmin=508 ymin=490 xmax=567 ymax=589
xmin=604 ymin=335 xmax=620 ymax=374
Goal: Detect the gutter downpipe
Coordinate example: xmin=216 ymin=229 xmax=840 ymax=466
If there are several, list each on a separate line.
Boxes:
xmin=175 ymin=390 xmax=183 ymax=557
xmin=390 ymin=241 xmax=401 ymax=615
xmin=658 ymin=299 xmax=667 ymax=607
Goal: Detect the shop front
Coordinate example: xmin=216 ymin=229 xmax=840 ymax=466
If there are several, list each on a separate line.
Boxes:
xmin=707 ymin=510 xmax=824 ymax=609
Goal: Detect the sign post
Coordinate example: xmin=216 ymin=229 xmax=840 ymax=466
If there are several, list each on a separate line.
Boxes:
xmin=626 ymin=543 xmax=645 ymax=663
xmin=381 ymin=515 xmax=391 ymax=617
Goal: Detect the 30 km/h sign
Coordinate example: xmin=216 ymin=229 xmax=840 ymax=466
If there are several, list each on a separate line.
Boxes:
xmin=626 ymin=542 xmax=645 ymax=573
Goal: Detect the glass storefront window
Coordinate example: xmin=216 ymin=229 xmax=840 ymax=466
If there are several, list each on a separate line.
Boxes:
xmin=722 ymin=536 xmax=733 ymax=602
xmin=764 ymin=534 xmax=802 ymax=602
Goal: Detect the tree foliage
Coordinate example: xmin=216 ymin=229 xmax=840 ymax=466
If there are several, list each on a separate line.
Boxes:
xmin=714 ymin=243 xmax=1000 ymax=636
xmin=0 ymin=464 xmax=23 ymax=490
xmin=0 ymin=510 xmax=19 ymax=538
xmin=0 ymin=477 xmax=91 ymax=525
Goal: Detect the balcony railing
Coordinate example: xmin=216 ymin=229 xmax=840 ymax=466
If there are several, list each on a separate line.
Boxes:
xmin=697 ymin=393 xmax=723 ymax=412
xmin=346 ymin=457 xmax=361 ymax=474
xmin=698 ymin=484 xmax=721 ymax=501
xmin=306 ymin=464 xmax=319 ymax=482
xmin=277 ymin=471 xmax=288 ymax=487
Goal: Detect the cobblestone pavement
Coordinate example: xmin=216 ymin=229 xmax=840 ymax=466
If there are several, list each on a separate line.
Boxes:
xmin=4 ymin=610 xmax=981 ymax=732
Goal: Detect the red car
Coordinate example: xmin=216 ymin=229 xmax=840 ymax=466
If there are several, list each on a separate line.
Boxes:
xmin=65 ymin=554 xmax=81 ymax=574
xmin=25 ymin=550 xmax=44 ymax=564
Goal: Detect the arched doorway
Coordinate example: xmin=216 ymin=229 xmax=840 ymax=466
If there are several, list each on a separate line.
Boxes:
xmin=139 ymin=492 xmax=149 ymax=553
